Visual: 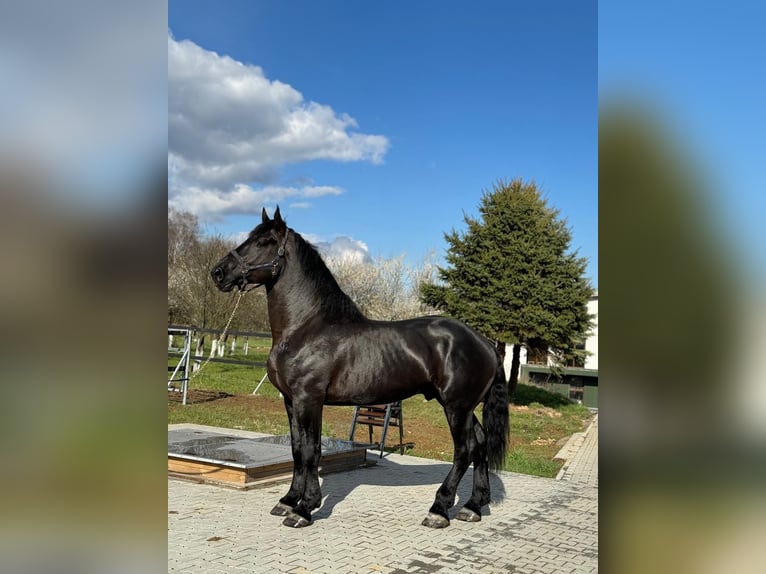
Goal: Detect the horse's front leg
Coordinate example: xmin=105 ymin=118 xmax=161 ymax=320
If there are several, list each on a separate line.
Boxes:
xmin=270 ymin=397 xmax=303 ymax=517
xmin=282 ymin=397 xmax=323 ymax=528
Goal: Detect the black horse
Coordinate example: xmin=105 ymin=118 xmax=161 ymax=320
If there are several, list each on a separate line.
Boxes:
xmin=211 ymin=208 xmax=509 ymax=528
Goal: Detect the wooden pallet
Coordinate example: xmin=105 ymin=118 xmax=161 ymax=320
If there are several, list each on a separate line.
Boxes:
xmin=168 ymin=432 xmax=370 ymax=490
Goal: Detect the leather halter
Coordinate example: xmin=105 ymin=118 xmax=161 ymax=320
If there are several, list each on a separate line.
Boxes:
xmin=229 ymin=231 xmax=289 ymax=291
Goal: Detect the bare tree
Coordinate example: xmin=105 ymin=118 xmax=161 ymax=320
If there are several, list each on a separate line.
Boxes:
xmin=168 ymin=209 xmax=201 ymax=324
xmin=168 ymin=210 xmax=269 ymax=331
xmin=169 ymin=209 xmax=432 ymax=331
xmin=326 ymin=253 xmax=439 ymax=320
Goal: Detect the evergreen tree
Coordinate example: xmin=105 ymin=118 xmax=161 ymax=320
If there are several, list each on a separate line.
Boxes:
xmin=421 ymin=179 xmax=594 ymax=395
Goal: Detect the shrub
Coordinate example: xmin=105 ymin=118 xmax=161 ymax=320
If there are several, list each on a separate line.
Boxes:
xmin=512 ymin=383 xmax=571 ymax=408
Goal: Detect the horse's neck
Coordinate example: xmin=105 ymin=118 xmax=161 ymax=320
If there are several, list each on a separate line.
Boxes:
xmin=265 ymin=235 xmax=366 ymax=340
xmin=266 ymin=263 xmax=363 ymax=341
xmin=265 ymin=269 xmax=324 ymax=341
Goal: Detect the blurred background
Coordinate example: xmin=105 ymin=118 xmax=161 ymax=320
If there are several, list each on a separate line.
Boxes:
xmin=0 ymin=1 xmax=763 ymax=573
xmin=0 ymin=1 xmax=167 ymax=573
xmin=600 ymin=2 xmax=766 ymax=572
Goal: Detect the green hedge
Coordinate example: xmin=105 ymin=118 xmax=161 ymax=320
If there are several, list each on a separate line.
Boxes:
xmin=511 ymin=383 xmax=571 ymax=407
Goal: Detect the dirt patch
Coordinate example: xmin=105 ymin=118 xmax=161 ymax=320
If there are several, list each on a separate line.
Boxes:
xmin=168 ymin=389 xmax=233 ymax=404
xmin=512 ymin=404 xmax=562 ymax=418
xmin=530 ymin=437 xmax=557 ymax=446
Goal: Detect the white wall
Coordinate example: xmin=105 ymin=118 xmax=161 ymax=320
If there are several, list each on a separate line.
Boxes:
xmin=502 ymin=293 xmax=599 ymax=378
xmin=584 ymin=295 xmax=598 ymax=370
xmin=502 ymin=345 xmax=527 ymax=381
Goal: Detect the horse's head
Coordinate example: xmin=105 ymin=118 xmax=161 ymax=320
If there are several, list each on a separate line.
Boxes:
xmin=211 ymin=207 xmax=289 ymax=292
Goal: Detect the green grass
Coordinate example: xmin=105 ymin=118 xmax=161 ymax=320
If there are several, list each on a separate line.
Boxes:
xmin=505 ymin=401 xmax=591 ymax=476
xmin=185 ymin=361 xmax=274 ymax=397
xmin=506 ymin=447 xmax=563 ymax=477
xmin=167 ymin=402 xmax=288 ymax=434
xmin=168 ymin=338 xmax=277 ymax=397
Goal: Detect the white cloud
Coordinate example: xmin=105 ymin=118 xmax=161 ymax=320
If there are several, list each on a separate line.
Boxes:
xmin=227 ymin=231 xmax=372 ymax=264
xmin=228 ymin=230 xmax=251 ymax=247
xmin=168 ymin=33 xmax=389 ymax=219
xmin=314 ymin=236 xmax=373 ymax=264
xmin=167 ymin=182 xmax=343 ymax=219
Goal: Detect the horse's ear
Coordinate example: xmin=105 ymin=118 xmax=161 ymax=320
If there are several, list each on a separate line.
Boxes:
xmin=261 ymin=207 xmax=270 ymax=223
xmin=273 ymin=205 xmax=285 ymax=229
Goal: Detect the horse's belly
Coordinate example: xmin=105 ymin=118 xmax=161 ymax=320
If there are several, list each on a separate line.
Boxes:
xmin=324 ymin=356 xmax=430 ymax=406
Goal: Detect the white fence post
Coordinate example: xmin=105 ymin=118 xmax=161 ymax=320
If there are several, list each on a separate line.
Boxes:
xmin=193 ymin=335 xmax=203 ymax=372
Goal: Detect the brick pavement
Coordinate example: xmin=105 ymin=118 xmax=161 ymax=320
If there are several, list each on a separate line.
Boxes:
xmin=169 ymin=423 xmax=598 ymax=574
xmin=554 ymin=414 xmax=598 ymax=488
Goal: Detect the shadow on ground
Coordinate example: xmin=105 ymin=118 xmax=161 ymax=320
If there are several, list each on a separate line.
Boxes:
xmin=310 ymin=455 xmax=508 ymax=523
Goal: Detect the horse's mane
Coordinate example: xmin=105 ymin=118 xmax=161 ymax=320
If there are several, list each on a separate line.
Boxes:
xmin=291 ymin=231 xmax=366 ymax=322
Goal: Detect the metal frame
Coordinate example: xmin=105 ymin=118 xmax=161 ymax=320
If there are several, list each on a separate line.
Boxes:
xmin=252 ymin=371 xmax=270 ymax=395
xmin=168 ymin=327 xmax=192 ymax=405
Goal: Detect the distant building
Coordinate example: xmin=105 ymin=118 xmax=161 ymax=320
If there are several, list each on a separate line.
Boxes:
xmin=504 ymin=292 xmax=599 ymax=407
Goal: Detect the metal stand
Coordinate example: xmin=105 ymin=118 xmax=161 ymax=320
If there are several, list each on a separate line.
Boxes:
xmin=168 ymin=327 xmax=192 ymax=405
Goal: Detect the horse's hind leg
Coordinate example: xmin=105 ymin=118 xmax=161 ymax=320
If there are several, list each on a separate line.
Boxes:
xmin=456 ymin=415 xmax=490 ymax=522
xmin=422 ymin=408 xmax=475 ymax=528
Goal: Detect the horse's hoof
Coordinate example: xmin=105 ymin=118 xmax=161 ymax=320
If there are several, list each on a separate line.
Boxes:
xmin=282 ymin=513 xmax=311 ymax=528
xmin=456 ymin=508 xmax=482 ymax=522
xmin=270 ymin=502 xmax=293 ymax=516
xmin=421 ymin=512 xmax=450 ymax=529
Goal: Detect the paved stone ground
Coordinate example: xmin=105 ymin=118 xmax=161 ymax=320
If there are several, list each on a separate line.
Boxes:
xmin=168 ymin=421 xmax=598 ymax=574
xmin=555 ymin=415 xmax=598 ymax=488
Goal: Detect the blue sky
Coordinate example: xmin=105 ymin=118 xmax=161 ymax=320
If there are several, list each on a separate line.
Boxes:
xmin=169 ymin=1 xmax=597 ymax=285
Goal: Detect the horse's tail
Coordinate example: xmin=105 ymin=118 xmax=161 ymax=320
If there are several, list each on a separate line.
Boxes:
xmin=483 ymin=350 xmax=510 ymax=471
